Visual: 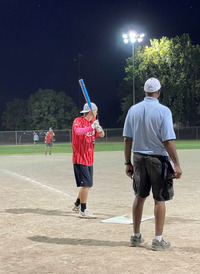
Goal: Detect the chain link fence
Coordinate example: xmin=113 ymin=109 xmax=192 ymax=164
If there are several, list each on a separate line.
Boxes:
xmin=0 ymin=129 xmax=123 ymax=145
xmin=0 ymin=126 xmax=199 ymax=145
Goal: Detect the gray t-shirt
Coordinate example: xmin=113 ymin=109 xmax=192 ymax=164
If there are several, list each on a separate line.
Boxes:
xmin=123 ymin=97 xmax=176 ymax=156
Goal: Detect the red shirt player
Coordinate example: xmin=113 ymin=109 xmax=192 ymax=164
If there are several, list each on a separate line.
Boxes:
xmin=72 ymin=102 xmax=105 ymax=218
xmin=45 ymin=127 xmax=55 ymax=155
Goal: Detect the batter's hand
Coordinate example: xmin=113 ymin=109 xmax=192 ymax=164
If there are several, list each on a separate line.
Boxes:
xmin=125 ymin=164 xmax=133 ymax=179
xmin=96 ymin=123 xmax=103 ymax=133
xmin=91 ymin=120 xmax=99 ymax=129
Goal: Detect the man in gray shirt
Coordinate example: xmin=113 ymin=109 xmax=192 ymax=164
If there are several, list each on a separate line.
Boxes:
xmin=123 ymin=77 xmax=182 ymax=251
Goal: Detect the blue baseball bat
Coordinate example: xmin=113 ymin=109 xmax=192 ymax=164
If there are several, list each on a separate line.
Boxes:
xmin=79 ymin=79 xmax=94 ymax=115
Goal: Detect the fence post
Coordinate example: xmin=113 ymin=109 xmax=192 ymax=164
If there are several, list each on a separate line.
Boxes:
xmin=15 ymin=131 xmax=17 ymax=145
xmin=69 ymin=129 xmax=71 ymax=143
xmin=177 ymin=124 xmax=179 ymax=140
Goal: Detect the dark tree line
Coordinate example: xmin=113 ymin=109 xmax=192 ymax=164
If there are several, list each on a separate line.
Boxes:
xmin=1 ymin=89 xmax=78 ymax=130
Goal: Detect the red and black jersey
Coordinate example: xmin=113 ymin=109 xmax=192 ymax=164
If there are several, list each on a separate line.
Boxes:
xmin=72 ymin=116 xmax=99 ymax=166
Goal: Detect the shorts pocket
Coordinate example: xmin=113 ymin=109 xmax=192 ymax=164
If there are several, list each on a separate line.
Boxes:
xmin=133 ymin=178 xmax=138 ymax=194
xmin=162 ymin=180 xmax=174 ymax=200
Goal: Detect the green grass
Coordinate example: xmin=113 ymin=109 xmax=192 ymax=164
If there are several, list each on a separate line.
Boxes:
xmin=0 ymin=141 xmax=199 ymax=155
xmin=0 ymin=143 xmax=72 ymax=155
xmin=175 ymin=140 xmax=200 ymax=149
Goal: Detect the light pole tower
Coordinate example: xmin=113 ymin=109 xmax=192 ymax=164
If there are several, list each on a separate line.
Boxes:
xmin=74 ymin=54 xmax=82 ymax=109
xmin=122 ymin=31 xmax=145 ymax=105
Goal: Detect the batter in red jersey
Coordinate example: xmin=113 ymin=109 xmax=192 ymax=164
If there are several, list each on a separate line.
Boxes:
xmin=72 ymin=102 xmax=105 ymax=218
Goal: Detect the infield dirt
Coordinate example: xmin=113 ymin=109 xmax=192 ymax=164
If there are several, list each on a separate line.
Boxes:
xmin=0 ymin=150 xmax=199 ymax=273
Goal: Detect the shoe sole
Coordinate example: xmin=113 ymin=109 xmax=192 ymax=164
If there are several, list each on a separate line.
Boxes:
xmin=130 ymin=242 xmax=144 ymax=247
xmin=72 ymin=208 xmax=80 ymax=212
xmin=130 ymin=243 xmax=141 ymax=247
xmin=130 ymin=237 xmax=144 ymax=247
xmin=130 ymin=241 xmax=144 ymax=247
xmin=78 ymin=215 xmax=97 ymax=219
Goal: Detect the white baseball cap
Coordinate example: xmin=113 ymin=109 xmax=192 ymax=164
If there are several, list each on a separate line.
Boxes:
xmin=80 ymin=102 xmax=98 ymax=113
xmin=144 ymin=77 xmax=161 ymax=93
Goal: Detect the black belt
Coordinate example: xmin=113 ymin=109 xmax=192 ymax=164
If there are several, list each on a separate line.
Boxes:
xmin=134 ymin=152 xmax=169 ymax=161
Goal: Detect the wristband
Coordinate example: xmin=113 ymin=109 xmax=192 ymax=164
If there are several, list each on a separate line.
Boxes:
xmin=125 ymin=162 xmax=132 ymax=165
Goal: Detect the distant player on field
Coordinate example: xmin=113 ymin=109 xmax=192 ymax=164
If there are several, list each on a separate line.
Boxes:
xmin=44 ymin=127 xmax=55 ymax=155
xmin=33 ymin=132 xmax=39 ymax=144
xmin=72 ymin=102 xmax=105 ymax=218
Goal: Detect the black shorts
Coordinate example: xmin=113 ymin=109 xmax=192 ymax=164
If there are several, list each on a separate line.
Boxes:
xmin=73 ymin=164 xmax=93 ymax=187
xmin=45 ymin=142 xmax=53 ymax=147
xmin=133 ymin=153 xmax=174 ymax=201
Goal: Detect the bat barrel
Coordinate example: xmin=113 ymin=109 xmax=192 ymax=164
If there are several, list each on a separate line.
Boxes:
xmin=79 ymin=79 xmax=94 ymax=115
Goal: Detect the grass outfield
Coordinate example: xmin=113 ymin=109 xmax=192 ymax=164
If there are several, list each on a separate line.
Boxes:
xmin=0 ymin=141 xmax=199 ymax=155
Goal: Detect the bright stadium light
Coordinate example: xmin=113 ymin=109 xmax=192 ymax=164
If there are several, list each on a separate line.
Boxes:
xmin=122 ymin=30 xmax=145 ymax=105
xmin=124 ymin=38 xmax=129 ymax=44
xmin=122 ymin=34 xmax=128 ymax=39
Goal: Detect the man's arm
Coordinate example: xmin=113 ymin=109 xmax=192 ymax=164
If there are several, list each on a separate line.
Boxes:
xmin=75 ymin=121 xmax=99 ymax=135
xmin=124 ymin=136 xmax=133 ymax=178
xmin=44 ymin=132 xmax=48 ymax=143
xmin=163 ymin=139 xmax=182 ymax=179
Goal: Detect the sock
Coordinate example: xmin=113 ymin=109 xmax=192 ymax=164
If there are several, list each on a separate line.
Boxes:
xmin=81 ymin=203 xmax=86 ymax=212
xmin=155 ymin=235 xmax=162 ymax=242
xmin=133 ymin=233 xmax=141 ymax=238
xmin=75 ymin=198 xmax=80 ymax=206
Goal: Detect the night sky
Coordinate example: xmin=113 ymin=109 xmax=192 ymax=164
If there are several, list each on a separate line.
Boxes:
xmin=0 ymin=0 xmax=200 ymax=128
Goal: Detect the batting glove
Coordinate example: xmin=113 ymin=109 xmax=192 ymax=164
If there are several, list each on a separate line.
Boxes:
xmin=91 ymin=120 xmax=99 ymax=129
xmin=96 ymin=125 xmax=103 ymax=133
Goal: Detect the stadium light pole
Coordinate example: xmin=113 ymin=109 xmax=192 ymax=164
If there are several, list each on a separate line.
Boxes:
xmin=74 ymin=54 xmax=82 ymax=109
xmin=122 ymin=31 xmax=145 ymax=105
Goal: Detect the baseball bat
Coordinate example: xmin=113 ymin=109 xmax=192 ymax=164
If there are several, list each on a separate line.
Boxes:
xmin=78 ymin=79 xmax=94 ymax=115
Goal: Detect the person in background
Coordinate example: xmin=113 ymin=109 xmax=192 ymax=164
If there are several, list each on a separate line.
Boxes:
xmin=123 ymin=77 xmax=182 ymax=251
xmin=45 ymin=127 xmax=55 ymax=155
xmin=33 ymin=132 xmax=39 ymax=144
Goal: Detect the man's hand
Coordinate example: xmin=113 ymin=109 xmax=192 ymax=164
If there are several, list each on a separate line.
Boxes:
xmin=163 ymin=140 xmax=182 ymax=179
xmin=125 ymin=164 xmax=133 ymax=179
xmin=91 ymin=120 xmax=99 ymax=129
xmin=174 ymin=163 xmax=182 ymax=179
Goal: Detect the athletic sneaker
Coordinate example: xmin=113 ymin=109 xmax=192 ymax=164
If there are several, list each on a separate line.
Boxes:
xmin=78 ymin=209 xmax=96 ymax=219
xmin=72 ymin=203 xmax=80 ymax=212
xmin=151 ymin=239 xmax=171 ymax=251
xmin=130 ymin=234 xmax=144 ymax=247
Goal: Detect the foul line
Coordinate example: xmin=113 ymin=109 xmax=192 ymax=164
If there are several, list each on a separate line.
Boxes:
xmin=0 ymin=169 xmax=73 ymax=198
